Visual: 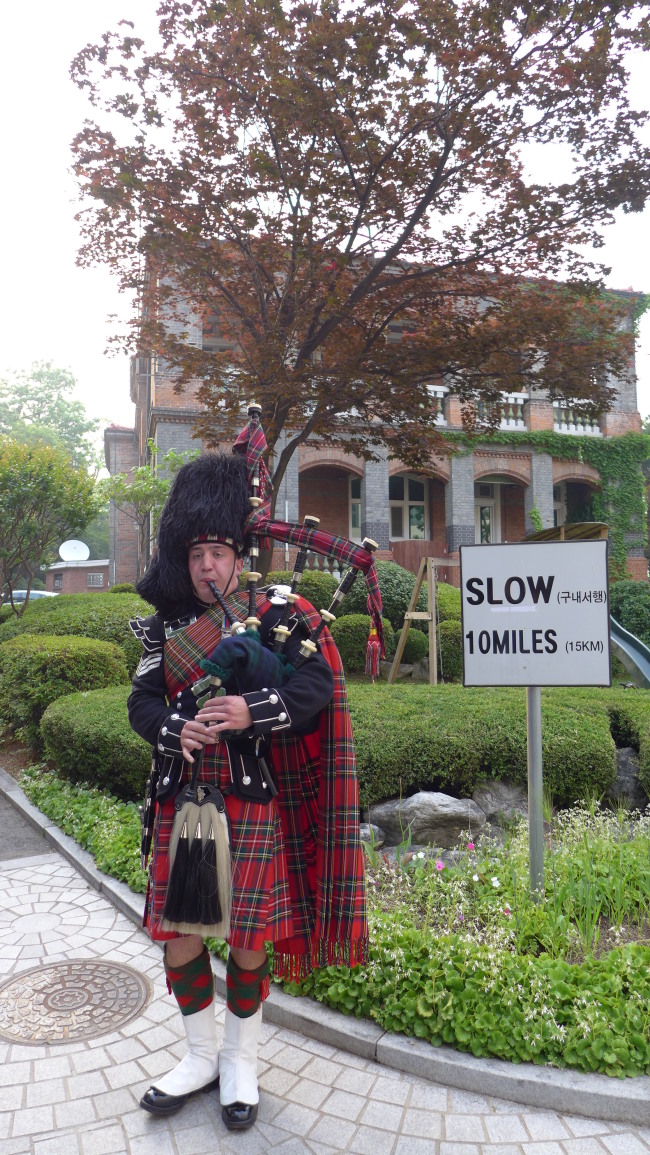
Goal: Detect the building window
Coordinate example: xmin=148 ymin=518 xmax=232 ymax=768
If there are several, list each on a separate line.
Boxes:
xmin=53 ymin=574 xmax=62 ymax=590
xmin=349 ymin=477 xmax=361 ymax=542
xmin=474 ymin=483 xmax=501 ymax=544
xmin=553 ymin=484 xmax=567 ymax=527
xmin=87 ymin=573 xmax=104 ymax=588
xmin=389 ymin=473 xmax=427 ymax=540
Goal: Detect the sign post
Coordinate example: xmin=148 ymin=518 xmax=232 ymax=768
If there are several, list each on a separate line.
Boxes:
xmin=460 ymin=541 xmax=610 ymax=897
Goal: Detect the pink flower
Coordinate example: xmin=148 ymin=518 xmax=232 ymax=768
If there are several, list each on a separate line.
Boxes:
xmin=503 ymin=906 xmax=511 ymax=917
xmin=435 ymin=860 xmax=445 ymax=871
xmin=467 ymin=841 xmax=475 ymax=851
xmin=458 ymin=912 xmax=464 ymax=922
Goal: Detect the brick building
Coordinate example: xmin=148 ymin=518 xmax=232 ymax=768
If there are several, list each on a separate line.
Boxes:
xmin=105 ymin=296 xmax=646 ymax=586
xmin=44 ymin=560 xmax=110 ymax=594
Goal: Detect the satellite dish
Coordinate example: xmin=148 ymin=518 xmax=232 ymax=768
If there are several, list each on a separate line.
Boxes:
xmin=59 ymin=539 xmax=90 ymax=562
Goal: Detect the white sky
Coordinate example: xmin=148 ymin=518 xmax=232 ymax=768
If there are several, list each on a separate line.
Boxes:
xmin=1 ymin=0 xmax=649 ymax=443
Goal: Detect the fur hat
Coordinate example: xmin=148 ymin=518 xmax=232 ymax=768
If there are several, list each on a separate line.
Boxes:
xmin=137 ymin=453 xmax=250 ymax=616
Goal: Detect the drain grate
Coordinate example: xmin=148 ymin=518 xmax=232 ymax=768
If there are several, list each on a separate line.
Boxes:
xmin=0 ymin=960 xmax=151 ymax=1044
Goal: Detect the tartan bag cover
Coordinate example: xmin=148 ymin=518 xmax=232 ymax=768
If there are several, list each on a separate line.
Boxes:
xmin=153 ymin=590 xmax=368 ymax=981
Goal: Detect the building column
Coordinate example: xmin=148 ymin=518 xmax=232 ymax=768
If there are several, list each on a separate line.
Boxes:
xmin=445 ymin=452 xmax=475 ymax=552
xmin=272 ymin=432 xmax=300 ymax=523
xmin=361 ymin=451 xmax=390 ymax=550
xmin=525 ymin=452 xmax=554 ymax=533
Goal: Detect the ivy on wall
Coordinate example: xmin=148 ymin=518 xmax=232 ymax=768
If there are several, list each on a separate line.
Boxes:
xmin=442 ymin=431 xmax=650 ymax=581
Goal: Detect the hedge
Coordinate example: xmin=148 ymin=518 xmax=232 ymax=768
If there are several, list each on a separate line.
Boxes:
xmin=609 ymin=580 xmax=650 ymax=647
xmin=329 ymin=615 xmax=396 ymax=673
xmin=0 ymin=592 xmax=153 ymax=675
xmin=348 ymin=684 xmax=618 ymax=808
xmin=266 ymin=569 xmax=338 ymax=612
xmin=41 ymin=685 xmax=151 ymax=802
xmin=0 ymin=635 xmax=129 ymax=749
xmin=336 ymin=560 xmax=429 ymax=630
xmin=438 ymin=619 xmax=463 ymax=682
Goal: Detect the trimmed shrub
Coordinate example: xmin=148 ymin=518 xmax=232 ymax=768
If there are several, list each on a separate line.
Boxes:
xmin=346 ymin=683 xmax=617 ymax=809
xmin=437 ymin=619 xmax=463 ymax=682
xmin=330 ymin=614 xmax=395 ymax=673
xmin=109 ymin=583 xmax=136 ymax=594
xmin=609 ymin=580 xmax=650 ymax=646
xmin=394 ymin=627 xmax=429 ymax=664
xmin=266 ymin=568 xmax=339 ymax=612
xmin=336 ymin=560 xmax=428 ymax=630
xmin=41 ymin=685 xmax=151 ymax=802
xmin=0 ymin=592 xmax=153 ymax=675
xmin=436 ymin=582 xmax=461 ymax=622
xmin=0 ymin=634 xmax=129 ymax=749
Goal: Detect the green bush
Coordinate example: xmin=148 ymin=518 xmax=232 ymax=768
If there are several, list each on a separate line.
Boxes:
xmin=346 ymin=683 xmax=617 ymax=809
xmin=266 ymin=568 xmax=339 ymax=612
xmin=438 ymin=619 xmax=463 ymax=682
xmin=334 ymin=560 xmax=427 ymax=631
xmin=41 ymin=685 xmax=151 ymax=802
xmin=394 ymin=627 xmax=429 ymax=664
xmin=435 ymin=582 xmax=461 ymax=622
xmin=0 ymin=635 xmax=129 ymax=749
xmin=109 ymin=582 xmax=137 ymax=594
xmin=609 ymin=580 xmax=650 ymax=646
xmin=330 ymin=614 xmax=395 ymax=673
xmin=0 ymin=592 xmax=153 ymax=675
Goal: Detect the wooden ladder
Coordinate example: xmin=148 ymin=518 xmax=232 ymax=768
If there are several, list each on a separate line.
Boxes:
xmin=386 ymin=556 xmax=459 ymax=686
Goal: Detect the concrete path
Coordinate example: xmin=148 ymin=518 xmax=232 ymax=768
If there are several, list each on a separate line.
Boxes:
xmin=0 ymin=769 xmax=649 ymax=1154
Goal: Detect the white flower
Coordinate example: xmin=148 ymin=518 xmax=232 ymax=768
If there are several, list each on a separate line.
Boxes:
xmin=416 ymin=851 xmax=426 ymax=859
xmin=472 ymin=874 xmax=479 ymax=882
xmin=491 ymin=877 xmax=500 ymax=888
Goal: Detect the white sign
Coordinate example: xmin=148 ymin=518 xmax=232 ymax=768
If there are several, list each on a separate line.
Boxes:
xmin=459 ymin=541 xmax=610 ymax=686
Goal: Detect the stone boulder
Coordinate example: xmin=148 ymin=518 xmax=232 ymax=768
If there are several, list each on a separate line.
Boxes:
xmin=608 ymin=747 xmax=649 ymax=811
xmin=369 ymin=792 xmax=486 ymax=849
xmin=472 ymin=778 xmax=528 ymax=824
xmin=359 ymin=822 xmax=386 ymax=849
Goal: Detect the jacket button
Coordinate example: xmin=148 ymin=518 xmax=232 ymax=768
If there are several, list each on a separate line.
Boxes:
xmin=161 ymin=726 xmax=168 ymax=736
xmin=278 ymin=712 xmax=287 ymax=722
xmin=269 ymin=693 xmax=278 ymax=704
xmin=162 ymin=776 xmax=170 ymax=786
xmin=157 ymin=743 xmax=165 ymax=752
xmin=171 ymin=713 xmax=180 ymax=721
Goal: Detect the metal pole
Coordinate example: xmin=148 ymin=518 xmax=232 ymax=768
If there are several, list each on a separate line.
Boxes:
xmin=526 ymin=685 xmax=544 ymax=899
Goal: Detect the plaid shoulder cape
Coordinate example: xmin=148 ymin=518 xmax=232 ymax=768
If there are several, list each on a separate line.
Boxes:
xmin=272 ymin=595 xmax=369 ymax=980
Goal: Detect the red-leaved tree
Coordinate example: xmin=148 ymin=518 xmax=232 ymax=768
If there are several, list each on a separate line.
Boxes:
xmin=71 ymin=0 xmax=650 ymax=497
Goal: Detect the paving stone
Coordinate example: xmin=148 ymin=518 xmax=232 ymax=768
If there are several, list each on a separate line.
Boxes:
xmin=409 ymin=1082 xmax=450 ymax=1112
xmin=272 ymin=1101 xmax=321 ymax=1135
xmin=11 ymin=1104 xmax=55 ymax=1137
xmin=523 ymin=1114 xmax=571 ymax=1142
xmin=31 ymin=1056 xmax=73 ymax=1080
xmin=334 ymin=1067 xmax=377 ymax=1097
xmin=80 ymin=1124 xmax=130 ymax=1154
xmin=368 ymin=1075 xmax=411 ymax=1107
xmin=274 ymin=1044 xmax=319 ymax=1075
xmin=321 ymin=1088 xmax=366 ymax=1122
xmin=70 ymin=1047 xmax=110 ymax=1073
xmin=601 ymin=1137 xmax=650 ymax=1155
xmin=360 ymin=1100 xmax=405 ymax=1132
xmin=522 ymin=1143 xmax=565 ymax=1155
xmin=93 ymin=1086 xmax=141 ymax=1120
xmin=349 ymin=1125 xmax=398 ymax=1155
xmin=484 ymin=1116 xmax=531 ymax=1144
xmin=395 ymin=1138 xmax=443 ymax=1155
xmin=439 ymin=1144 xmax=481 ymax=1155
xmin=54 ymin=1097 xmax=98 ymax=1128
xmin=25 ymin=1077 xmax=66 ymax=1108
xmin=402 ymin=1107 xmax=444 ymax=1139
xmin=104 ymin=1059 xmax=146 ymax=1090
xmin=128 ymin=1134 xmax=179 ymax=1155
xmin=174 ymin=1123 xmax=224 ymax=1154
xmin=564 ymin=1120 xmax=612 ymax=1138
xmin=562 ymin=1141 xmax=610 ymax=1155
xmin=445 ymin=1116 xmax=487 ymax=1143
xmin=33 ymin=1134 xmax=82 ymax=1155
xmin=66 ymin=1069 xmax=109 ymax=1098
xmin=308 ymin=1115 xmax=358 ymax=1149
xmin=258 ymin=1065 xmax=300 ymax=1096
xmin=285 ymin=1077 xmax=332 ymax=1110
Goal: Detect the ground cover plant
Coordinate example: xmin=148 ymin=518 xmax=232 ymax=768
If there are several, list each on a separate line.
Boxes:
xmin=18 ymin=759 xmax=650 ymax=1077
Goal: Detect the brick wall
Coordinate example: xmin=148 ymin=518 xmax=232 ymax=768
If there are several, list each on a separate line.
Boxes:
xmin=44 ymin=564 xmax=109 ymax=594
xmin=500 ymin=484 xmax=526 ymax=542
xmin=299 ymin=466 xmax=351 ymax=538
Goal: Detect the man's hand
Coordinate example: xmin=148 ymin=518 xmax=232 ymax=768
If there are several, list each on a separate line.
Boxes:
xmin=180 ymin=695 xmax=254 ymax=762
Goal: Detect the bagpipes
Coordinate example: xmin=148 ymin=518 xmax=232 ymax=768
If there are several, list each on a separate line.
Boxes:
xmin=160 ymin=402 xmax=384 ymax=937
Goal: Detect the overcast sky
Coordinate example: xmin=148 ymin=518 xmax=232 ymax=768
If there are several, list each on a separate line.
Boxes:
xmin=1 ymin=0 xmax=649 ymax=444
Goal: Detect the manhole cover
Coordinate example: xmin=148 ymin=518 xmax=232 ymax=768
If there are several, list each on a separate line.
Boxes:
xmin=0 ymin=961 xmax=151 ymax=1044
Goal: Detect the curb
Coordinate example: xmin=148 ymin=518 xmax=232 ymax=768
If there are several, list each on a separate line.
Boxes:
xmin=1 ymin=767 xmax=649 ymax=1127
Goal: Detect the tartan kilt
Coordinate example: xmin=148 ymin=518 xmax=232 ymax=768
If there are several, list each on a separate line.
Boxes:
xmin=144 ymin=786 xmax=295 ymax=950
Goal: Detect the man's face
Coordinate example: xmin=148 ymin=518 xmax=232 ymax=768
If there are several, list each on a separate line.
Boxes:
xmin=188 ymin=542 xmax=243 ymax=603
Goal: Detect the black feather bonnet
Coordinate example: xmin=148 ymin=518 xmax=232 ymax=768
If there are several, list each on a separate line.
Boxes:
xmin=137 ymin=453 xmax=251 ymax=616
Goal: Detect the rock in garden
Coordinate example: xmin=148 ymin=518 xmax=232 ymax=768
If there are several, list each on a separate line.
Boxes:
xmin=369 ymin=792 xmax=486 ymax=848
xmin=472 ymin=778 xmax=528 ymax=824
xmin=360 ymin=822 xmax=385 ymax=848
xmin=608 ymin=747 xmax=649 ymax=811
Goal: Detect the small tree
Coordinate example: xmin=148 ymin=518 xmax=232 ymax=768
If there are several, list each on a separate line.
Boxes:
xmin=0 ymin=438 xmax=98 ymax=614
xmin=0 ymin=363 xmax=100 ymax=472
xmin=99 ymin=441 xmax=199 ymax=578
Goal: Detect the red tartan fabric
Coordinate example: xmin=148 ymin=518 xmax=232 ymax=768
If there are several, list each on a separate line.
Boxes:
xmin=144 ymin=590 xmax=368 ymax=981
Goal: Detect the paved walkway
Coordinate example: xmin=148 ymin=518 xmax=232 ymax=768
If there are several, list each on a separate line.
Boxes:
xmin=0 ymin=773 xmax=649 ymax=1154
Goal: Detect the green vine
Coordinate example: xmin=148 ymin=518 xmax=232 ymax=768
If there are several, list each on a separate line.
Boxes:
xmin=443 ymin=431 xmax=650 ymax=581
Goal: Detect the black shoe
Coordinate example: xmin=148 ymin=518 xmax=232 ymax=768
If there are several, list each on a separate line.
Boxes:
xmin=140 ymin=1075 xmax=220 ymax=1117
xmin=221 ymin=1101 xmax=258 ymax=1130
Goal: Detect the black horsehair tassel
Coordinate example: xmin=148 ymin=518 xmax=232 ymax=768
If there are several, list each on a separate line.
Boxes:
xmin=163 ymin=820 xmax=189 ymax=921
xmin=161 ymin=789 xmax=232 ymax=936
xmin=198 ymin=822 xmax=222 ymax=926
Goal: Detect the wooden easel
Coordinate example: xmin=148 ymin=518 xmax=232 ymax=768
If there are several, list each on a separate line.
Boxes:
xmin=386 ymin=557 xmax=459 ymax=686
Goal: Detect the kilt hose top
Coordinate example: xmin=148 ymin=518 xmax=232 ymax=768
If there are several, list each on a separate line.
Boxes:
xmin=143 ymin=589 xmax=369 ymax=982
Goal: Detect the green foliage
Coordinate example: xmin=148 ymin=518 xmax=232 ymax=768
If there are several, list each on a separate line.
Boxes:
xmin=109 ymin=582 xmax=137 ymax=594
xmin=330 ymin=614 xmax=395 ymax=673
xmin=347 ymin=684 xmax=617 ymax=808
xmin=529 ymin=503 xmax=543 ymax=532
xmin=0 ymin=438 xmax=98 ymax=611
xmin=445 ymin=431 xmax=650 ymax=582
xmin=82 ymin=506 xmax=110 ymax=558
xmin=397 ymin=627 xmax=428 ymax=664
xmin=20 ymin=765 xmax=147 ymax=893
xmin=0 ymin=591 xmax=153 ymax=674
xmin=437 ymin=619 xmax=463 ymax=682
xmin=41 ymin=686 xmax=151 ymax=802
xmin=266 ymin=569 xmax=339 ymax=611
xmin=0 ymin=362 xmax=100 ymax=471
xmin=0 ymin=634 xmax=128 ymax=749
xmin=435 ymin=582 xmax=461 ymax=622
xmin=337 ymin=561 xmax=428 ymax=631
xmin=609 ymin=580 xmax=650 ymax=647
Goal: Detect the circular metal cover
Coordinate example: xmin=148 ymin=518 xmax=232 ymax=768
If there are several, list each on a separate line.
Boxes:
xmin=0 ymin=960 xmax=151 ymax=1044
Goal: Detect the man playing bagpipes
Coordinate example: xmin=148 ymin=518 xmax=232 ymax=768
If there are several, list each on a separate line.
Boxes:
xmin=127 ymin=406 xmax=383 ymax=1132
